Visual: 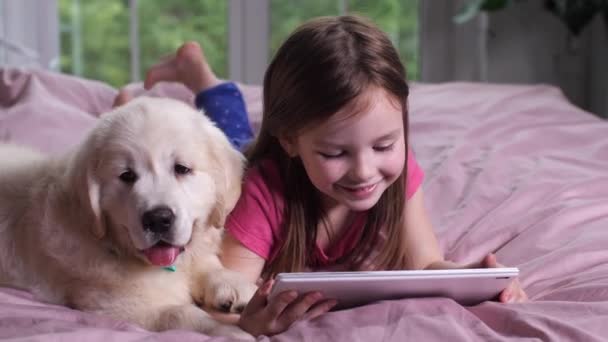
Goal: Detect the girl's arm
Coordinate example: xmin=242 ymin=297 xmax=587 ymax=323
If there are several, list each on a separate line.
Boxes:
xmin=219 ymin=232 xmax=265 ymax=283
xmin=401 ymin=188 xmax=445 ymax=270
xmin=218 ymin=231 xmax=336 ymax=336
xmin=402 ymin=188 xmax=527 ymax=302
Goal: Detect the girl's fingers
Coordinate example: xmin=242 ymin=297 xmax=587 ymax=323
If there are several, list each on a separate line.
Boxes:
xmin=302 ymin=298 xmax=338 ymax=320
xmin=265 ymin=290 xmax=299 ymax=319
xmin=499 ymin=288 xmax=511 ymax=303
xmin=482 ymin=253 xmax=507 ymax=269
xmin=501 ymin=279 xmax=528 ymax=303
xmin=261 ymin=278 xmax=275 ymax=295
xmin=483 ymin=253 xmax=497 ymax=268
xmin=277 ymin=292 xmax=324 ymax=325
xmin=255 ymin=277 xmax=265 ymax=287
xmin=241 ymin=279 xmax=273 ymax=316
xmin=477 ymin=254 xmax=528 ymax=304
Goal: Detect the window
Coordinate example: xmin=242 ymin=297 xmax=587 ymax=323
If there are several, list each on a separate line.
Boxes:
xmin=270 ymin=0 xmax=419 ymax=80
xmin=59 ymin=0 xmax=227 ymax=87
xmin=57 ymin=0 xmax=419 ymax=87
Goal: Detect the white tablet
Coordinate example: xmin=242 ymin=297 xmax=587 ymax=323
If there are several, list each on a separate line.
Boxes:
xmin=269 ymin=268 xmax=519 ymax=309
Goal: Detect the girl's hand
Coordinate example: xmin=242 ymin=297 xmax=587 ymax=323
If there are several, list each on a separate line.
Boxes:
xmin=481 ymin=253 xmax=528 ymax=303
xmin=238 ymin=279 xmax=338 ymax=337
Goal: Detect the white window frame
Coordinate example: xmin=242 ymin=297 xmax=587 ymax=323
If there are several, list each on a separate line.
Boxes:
xmin=228 ymin=0 xmax=269 ymax=85
xmin=128 ymin=0 xmax=140 ymax=82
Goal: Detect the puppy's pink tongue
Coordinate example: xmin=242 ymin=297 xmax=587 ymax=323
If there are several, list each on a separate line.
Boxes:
xmin=143 ymin=245 xmax=180 ymax=266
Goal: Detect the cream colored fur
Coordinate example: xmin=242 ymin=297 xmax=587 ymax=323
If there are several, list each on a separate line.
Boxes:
xmin=0 ymin=97 xmax=255 ymax=339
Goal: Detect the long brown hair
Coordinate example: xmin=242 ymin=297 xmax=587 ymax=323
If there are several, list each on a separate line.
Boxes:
xmin=246 ymin=15 xmax=410 ymax=276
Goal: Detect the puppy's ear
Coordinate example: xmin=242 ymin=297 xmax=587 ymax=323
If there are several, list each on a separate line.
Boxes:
xmin=84 ymin=171 xmax=105 ymax=238
xmin=68 ymin=134 xmax=107 ymax=239
xmin=205 ymin=124 xmax=245 ymax=228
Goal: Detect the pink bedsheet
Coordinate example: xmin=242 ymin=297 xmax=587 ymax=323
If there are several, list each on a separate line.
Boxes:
xmin=1 ymin=68 xmax=608 ymax=341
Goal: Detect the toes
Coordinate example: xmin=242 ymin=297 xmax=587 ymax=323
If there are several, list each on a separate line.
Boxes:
xmin=112 ymin=89 xmax=132 ymax=108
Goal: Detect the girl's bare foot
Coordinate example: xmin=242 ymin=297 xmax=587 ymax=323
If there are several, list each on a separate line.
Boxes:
xmin=144 ymin=41 xmax=221 ymax=94
xmin=112 ymin=88 xmax=133 ymax=108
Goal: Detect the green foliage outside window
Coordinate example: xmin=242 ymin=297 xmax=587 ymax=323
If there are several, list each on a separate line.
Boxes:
xmin=59 ymin=0 xmax=418 ymax=87
xmin=271 ymin=0 xmax=419 ymax=80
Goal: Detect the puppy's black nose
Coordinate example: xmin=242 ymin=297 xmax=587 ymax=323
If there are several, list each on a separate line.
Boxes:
xmin=142 ymin=206 xmax=175 ymax=234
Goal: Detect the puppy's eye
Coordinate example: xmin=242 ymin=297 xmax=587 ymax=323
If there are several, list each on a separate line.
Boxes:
xmin=119 ymin=169 xmax=138 ymax=184
xmin=174 ymin=164 xmax=191 ymax=175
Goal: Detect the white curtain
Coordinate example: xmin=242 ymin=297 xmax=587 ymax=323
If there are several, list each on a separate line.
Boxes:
xmin=0 ymin=0 xmax=59 ymax=69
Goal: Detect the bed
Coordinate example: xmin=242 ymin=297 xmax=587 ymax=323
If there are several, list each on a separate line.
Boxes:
xmin=1 ymin=67 xmax=607 ymax=341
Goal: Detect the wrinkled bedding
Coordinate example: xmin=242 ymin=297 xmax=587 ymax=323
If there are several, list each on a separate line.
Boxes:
xmin=1 ymin=68 xmax=607 ymax=341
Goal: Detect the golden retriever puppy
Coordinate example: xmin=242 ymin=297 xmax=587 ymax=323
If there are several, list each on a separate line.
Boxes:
xmin=0 ymin=97 xmax=256 ymax=339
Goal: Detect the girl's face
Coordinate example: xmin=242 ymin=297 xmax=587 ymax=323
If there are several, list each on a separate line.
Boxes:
xmin=282 ymin=87 xmax=406 ymax=212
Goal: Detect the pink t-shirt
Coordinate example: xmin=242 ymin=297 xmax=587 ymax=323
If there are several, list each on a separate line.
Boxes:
xmin=226 ymin=151 xmax=425 ymax=268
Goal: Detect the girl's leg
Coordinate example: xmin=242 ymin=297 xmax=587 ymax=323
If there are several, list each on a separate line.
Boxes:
xmin=114 ymin=42 xmax=254 ymax=150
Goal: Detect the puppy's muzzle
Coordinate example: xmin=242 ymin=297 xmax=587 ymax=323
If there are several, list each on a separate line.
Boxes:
xmin=142 ymin=206 xmax=175 ymax=234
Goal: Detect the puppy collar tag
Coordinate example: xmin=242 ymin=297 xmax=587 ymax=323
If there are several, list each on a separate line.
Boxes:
xmin=163 ymin=265 xmax=177 ymax=272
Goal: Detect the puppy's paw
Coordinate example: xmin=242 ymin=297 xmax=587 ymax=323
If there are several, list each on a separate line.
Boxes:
xmin=209 ymin=324 xmax=255 ymax=341
xmin=204 ymin=270 xmax=257 ymax=314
